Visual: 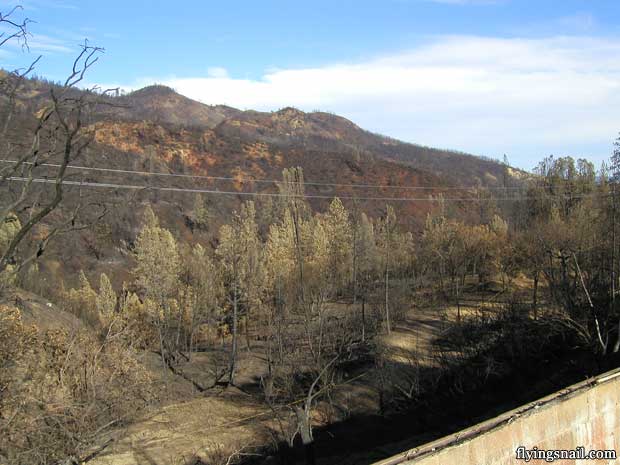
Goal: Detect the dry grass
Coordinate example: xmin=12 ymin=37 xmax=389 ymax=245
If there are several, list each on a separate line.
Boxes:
xmin=10 ymin=289 xmax=84 ymax=332
xmin=95 ymin=396 xmax=268 ymax=465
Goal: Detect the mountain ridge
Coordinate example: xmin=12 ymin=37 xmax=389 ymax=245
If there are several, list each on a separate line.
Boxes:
xmin=103 ymin=84 xmax=517 ymax=189
xmin=6 ymin=75 xmax=517 ymax=189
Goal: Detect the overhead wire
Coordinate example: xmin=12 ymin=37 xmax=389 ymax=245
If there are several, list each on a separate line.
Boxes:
xmin=5 ymin=176 xmax=610 ymax=203
xmin=0 ymin=158 xmax=533 ymax=191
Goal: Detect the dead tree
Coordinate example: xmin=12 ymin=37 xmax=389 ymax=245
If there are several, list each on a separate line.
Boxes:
xmin=0 ymin=7 xmax=113 ymax=283
xmin=293 ymin=354 xmax=339 ymax=465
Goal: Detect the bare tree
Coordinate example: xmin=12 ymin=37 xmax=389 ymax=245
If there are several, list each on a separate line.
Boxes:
xmin=0 ymin=6 xmax=112 ymax=284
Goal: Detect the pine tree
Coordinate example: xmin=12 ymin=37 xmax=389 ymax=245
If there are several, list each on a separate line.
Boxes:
xmin=96 ymin=273 xmax=117 ymax=326
xmin=0 ymin=213 xmax=22 ymax=290
xmin=134 ymin=220 xmax=180 ymax=302
xmin=277 ymin=168 xmax=309 ymax=304
xmin=377 ymin=206 xmax=397 ymax=333
xmin=192 ymin=194 xmax=209 ymax=229
xmin=78 ymin=270 xmax=91 ymax=290
xmin=323 ymin=198 xmax=353 ymax=292
xmin=265 ymin=210 xmax=297 ymax=285
xmin=184 ymin=243 xmax=222 ymax=357
xmin=356 ymin=212 xmax=377 ymax=341
xmin=278 ymin=167 xmax=306 ymax=209
xmin=142 ymin=204 xmax=159 ymax=229
xmin=265 ymin=209 xmax=298 ymax=340
xmin=0 ymin=213 xmax=21 ymax=257
xmin=64 ymin=270 xmax=98 ymax=324
xmin=216 ymin=201 xmax=263 ymax=384
xmin=119 ymin=290 xmax=151 ymax=347
xmin=133 ymin=209 xmax=180 ymax=368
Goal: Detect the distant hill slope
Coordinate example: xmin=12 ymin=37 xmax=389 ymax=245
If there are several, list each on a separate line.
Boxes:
xmin=7 ymin=78 xmax=517 ymax=190
xmin=2 ymin=78 xmax=525 ymax=288
xmin=98 ymin=85 xmax=515 ymax=189
xmin=212 ymin=105 xmax=513 ymax=188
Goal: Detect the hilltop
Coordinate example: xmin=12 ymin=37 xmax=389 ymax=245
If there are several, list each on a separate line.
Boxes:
xmin=99 ymin=84 xmax=515 ymax=189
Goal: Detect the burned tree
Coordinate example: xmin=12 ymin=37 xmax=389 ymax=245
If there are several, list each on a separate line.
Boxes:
xmin=0 ymin=6 xmax=112 ymax=287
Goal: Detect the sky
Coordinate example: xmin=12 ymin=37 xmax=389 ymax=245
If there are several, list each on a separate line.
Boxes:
xmin=1 ymin=0 xmax=620 ymax=170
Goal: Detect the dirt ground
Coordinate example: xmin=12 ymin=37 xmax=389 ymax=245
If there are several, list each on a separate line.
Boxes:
xmin=89 ymin=276 xmax=539 ymax=465
xmin=88 ymin=318 xmax=430 ymax=464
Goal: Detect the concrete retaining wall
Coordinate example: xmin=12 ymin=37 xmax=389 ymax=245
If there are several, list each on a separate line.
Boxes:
xmin=375 ymin=369 xmax=620 ymax=465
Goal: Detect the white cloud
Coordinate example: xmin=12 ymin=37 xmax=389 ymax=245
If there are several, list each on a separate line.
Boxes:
xmin=25 ymin=32 xmax=73 ymax=53
xmin=118 ymin=35 xmax=620 ymax=167
xmin=0 ymin=21 xmax=73 ymax=54
xmin=207 ymin=66 xmax=229 ymax=79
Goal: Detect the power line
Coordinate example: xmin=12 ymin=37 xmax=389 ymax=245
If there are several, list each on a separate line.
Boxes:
xmin=0 ymin=159 xmax=532 ymax=191
xmin=5 ymin=176 xmax=609 ymax=203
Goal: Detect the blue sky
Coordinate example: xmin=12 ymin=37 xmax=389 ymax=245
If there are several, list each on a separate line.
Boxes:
xmin=2 ymin=0 xmax=620 ymax=170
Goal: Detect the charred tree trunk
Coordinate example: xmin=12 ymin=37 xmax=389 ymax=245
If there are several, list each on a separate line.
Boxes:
xmin=294 ymin=406 xmax=315 ymax=465
xmin=228 ymin=286 xmax=239 ymax=385
xmin=532 ymin=271 xmax=539 ymax=320
xmin=456 ymin=278 xmax=461 ymax=324
xmin=245 ymin=313 xmax=252 ymax=352
xmin=361 ymin=298 xmax=366 ymax=343
xmin=384 ymin=240 xmax=391 ymax=334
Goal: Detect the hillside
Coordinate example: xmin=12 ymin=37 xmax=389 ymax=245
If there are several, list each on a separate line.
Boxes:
xmin=6 ymin=78 xmax=516 ymax=189
xmin=1 ymin=78 xmax=524 ymax=290
xmin=104 ymin=85 xmax=514 ymax=189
